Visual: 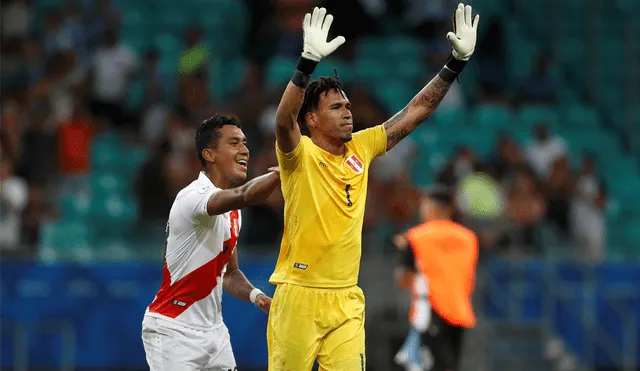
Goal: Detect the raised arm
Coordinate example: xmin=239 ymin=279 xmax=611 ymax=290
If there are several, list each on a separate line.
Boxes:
xmin=275 ymin=7 xmax=345 ymax=153
xmin=385 ymin=3 xmax=480 ymax=151
xmin=206 ymin=167 xmax=280 ymax=216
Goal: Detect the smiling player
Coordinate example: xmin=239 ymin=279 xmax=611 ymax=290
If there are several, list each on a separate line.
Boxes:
xmin=142 ymin=114 xmax=280 ymax=371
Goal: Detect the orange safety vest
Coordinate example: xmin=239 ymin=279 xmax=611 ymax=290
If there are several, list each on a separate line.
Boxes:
xmin=406 ymin=220 xmax=478 ymax=328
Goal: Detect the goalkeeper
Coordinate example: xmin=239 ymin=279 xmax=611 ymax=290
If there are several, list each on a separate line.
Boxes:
xmin=267 ymin=4 xmax=480 ymax=370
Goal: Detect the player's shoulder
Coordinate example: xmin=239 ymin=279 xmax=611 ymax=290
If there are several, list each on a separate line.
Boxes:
xmin=449 ymin=221 xmax=478 ymax=243
xmin=176 ymin=175 xmax=219 ymax=202
xmin=351 ymin=124 xmax=384 ymax=141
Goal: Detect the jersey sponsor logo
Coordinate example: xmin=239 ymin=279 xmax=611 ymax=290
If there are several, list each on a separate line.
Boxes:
xmin=319 ymin=161 xmax=328 ymax=168
xmin=293 ymin=262 xmax=308 ymax=270
xmin=345 ymin=154 xmax=364 ymax=174
xmin=173 ymin=299 xmax=186 ymax=307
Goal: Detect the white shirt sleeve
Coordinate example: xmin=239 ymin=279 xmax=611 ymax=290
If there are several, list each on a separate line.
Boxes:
xmin=1 ymin=178 xmax=28 ymax=211
xmin=175 ymin=185 xmax=219 ymax=223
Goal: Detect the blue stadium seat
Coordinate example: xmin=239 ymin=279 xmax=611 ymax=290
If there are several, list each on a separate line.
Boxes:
xmin=471 ymin=104 xmax=512 ymax=131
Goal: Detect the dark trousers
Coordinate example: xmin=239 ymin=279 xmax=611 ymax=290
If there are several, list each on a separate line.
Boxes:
xmin=421 ymin=309 xmax=465 ymax=371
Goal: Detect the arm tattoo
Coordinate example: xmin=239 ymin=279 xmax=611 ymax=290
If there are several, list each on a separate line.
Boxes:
xmin=386 ymin=127 xmax=410 ymax=149
xmin=414 ymin=76 xmax=452 ymax=118
xmin=384 ymin=76 xmax=452 ymax=150
xmin=384 ymin=106 xmax=409 ymax=130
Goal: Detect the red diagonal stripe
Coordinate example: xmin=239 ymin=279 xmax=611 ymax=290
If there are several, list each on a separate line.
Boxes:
xmin=346 ymin=159 xmax=359 ymax=172
xmin=351 ymin=155 xmax=363 ymax=168
xmin=149 ymin=211 xmax=239 ymax=318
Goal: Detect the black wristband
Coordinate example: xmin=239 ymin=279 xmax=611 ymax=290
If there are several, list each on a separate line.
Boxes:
xmin=292 ymin=70 xmax=311 ymax=88
xmin=296 ymin=56 xmax=319 ymax=75
xmin=438 ymin=53 xmax=467 ymax=83
xmin=291 ymin=57 xmax=319 ymax=88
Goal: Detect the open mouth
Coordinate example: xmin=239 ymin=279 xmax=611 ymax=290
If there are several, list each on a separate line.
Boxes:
xmin=236 ymin=160 xmax=248 ymax=169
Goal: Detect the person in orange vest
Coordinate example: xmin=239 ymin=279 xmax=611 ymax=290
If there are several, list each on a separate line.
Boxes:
xmin=394 ymin=188 xmax=479 ymax=371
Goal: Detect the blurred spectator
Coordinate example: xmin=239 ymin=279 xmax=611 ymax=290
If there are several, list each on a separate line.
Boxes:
xmin=1 ymin=0 xmax=32 ymax=38
xmin=0 ymin=101 xmax=25 ymax=164
xmin=455 ymin=163 xmax=505 ymax=251
xmin=23 ymin=39 xmax=45 ymax=87
xmin=178 ymin=26 xmax=210 ymax=76
xmin=525 ymin=123 xmax=567 ymax=178
xmin=1 ymin=38 xmax=29 ymax=99
xmin=387 ymin=170 xmax=421 ymax=231
xmin=58 ymin=95 xmax=93 ymax=176
xmin=140 ymin=83 xmax=170 ymax=145
xmin=21 ymin=185 xmax=55 ymax=252
xmin=163 ymin=110 xmax=199 ymax=194
xmin=505 ymin=167 xmax=546 ymax=251
xmin=29 ymin=52 xmax=81 ymax=125
xmin=141 ymin=49 xmax=169 ymax=96
xmin=83 ymin=0 xmax=121 ymax=51
xmin=43 ymin=9 xmax=75 ymax=56
xmin=436 ymin=146 xmax=476 ymax=187
xmin=177 ymin=68 xmax=211 ymax=122
xmin=545 ymin=156 xmax=574 ymax=237
xmin=475 ymin=19 xmax=507 ymax=101
xmin=20 ymin=103 xmax=57 ymax=185
xmin=90 ymin=29 xmax=137 ymax=129
xmin=0 ymin=155 xmax=29 ymax=253
xmin=135 ymin=141 xmax=174 ymax=230
xmin=61 ymin=1 xmax=89 ymax=67
xmin=488 ymin=135 xmax=527 ymax=181
xmin=275 ymin=0 xmax=312 ymax=57
xmin=571 ymin=154 xmax=607 ymax=262
xmin=518 ymin=53 xmax=558 ymax=104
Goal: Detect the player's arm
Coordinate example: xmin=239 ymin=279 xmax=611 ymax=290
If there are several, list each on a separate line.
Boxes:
xmin=206 ymin=167 xmax=280 ymax=216
xmin=384 ymin=3 xmax=480 ymax=151
xmin=223 ymin=248 xmax=272 ymax=313
xmin=275 ymin=7 xmax=345 ymax=153
xmin=393 ymin=234 xmax=416 ymax=290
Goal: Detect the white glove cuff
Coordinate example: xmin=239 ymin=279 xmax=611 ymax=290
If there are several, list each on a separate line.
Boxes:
xmin=249 ymin=288 xmax=264 ymax=304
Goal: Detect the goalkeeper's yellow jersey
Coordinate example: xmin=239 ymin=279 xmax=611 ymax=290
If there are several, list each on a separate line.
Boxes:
xmin=269 ymin=125 xmax=387 ymax=288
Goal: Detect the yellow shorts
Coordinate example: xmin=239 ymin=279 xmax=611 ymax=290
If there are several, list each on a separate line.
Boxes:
xmin=267 ymin=283 xmax=366 ymax=371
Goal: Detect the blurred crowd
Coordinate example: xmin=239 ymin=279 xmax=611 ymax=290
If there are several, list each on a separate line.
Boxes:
xmin=0 ymin=0 xmax=605 ymax=261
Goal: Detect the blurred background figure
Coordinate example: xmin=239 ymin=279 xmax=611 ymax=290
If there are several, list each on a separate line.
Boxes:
xmin=0 ymin=0 xmax=638 ymax=370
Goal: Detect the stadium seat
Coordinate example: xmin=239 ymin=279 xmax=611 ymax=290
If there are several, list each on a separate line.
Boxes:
xmin=561 ymin=104 xmax=601 ymax=129
xmin=372 ymin=82 xmax=415 ymax=114
xmin=58 ymin=194 xmax=91 ymax=222
xmin=264 ymin=56 xmax=297 ymax=89
xmin=38 ymin=222 xmax=93 ymax=262
xmin=471 ymin=104 xmax=512 ymax=131
xmin=314 ymin=58 xmax=352 ymax=85
xmin=90 ymin=172 xmax=128 ymax=194
xmin=353 ymin=58 xmax=389 ymax=85
xmin=516 ymin=105 xmax=559 ymax=131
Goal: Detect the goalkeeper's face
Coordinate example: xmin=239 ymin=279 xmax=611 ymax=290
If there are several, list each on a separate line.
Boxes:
xmin=311 ymin=89 xmax=353 ymax=143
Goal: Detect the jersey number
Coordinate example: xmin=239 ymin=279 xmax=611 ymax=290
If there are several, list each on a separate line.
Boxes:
xmin=345 ymin=184 xmax=353 ymax=207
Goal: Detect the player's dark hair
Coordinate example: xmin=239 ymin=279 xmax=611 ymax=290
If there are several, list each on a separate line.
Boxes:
xmin=195 ymin=114 xmax=242 ymax=167
xmin=297 ymin=71 xmax=344 ymax=136
xmin=427 ymin=188 xmax=454 ymax=208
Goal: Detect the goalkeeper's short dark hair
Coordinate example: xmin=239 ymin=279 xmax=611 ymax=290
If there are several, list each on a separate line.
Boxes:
xmin=195 ymin=114 xmax=242 ymax=167
xmin=297 ymin=75 xmax=344 ymax=136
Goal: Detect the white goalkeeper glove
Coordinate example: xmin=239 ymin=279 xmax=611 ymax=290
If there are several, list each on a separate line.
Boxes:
xmin=301 ymin=7 xmax=346 ymax=62
xmin=446 ymin=3 xmax=480 ymax=61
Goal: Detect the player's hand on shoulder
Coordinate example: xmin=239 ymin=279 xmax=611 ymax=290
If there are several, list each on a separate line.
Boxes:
xmin=268 ymin=166 xmax=280 ymax=179
xmin=254 ymin=294 xmax=272 ymax=314
xmin=301 ymin=7 xmax=346 ymax=62
xmin=446 ymin=3 xmax=480 ymax=61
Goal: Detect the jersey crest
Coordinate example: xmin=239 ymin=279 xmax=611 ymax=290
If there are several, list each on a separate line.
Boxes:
xmin=345 ymin=154 xmax=364 ymax=174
